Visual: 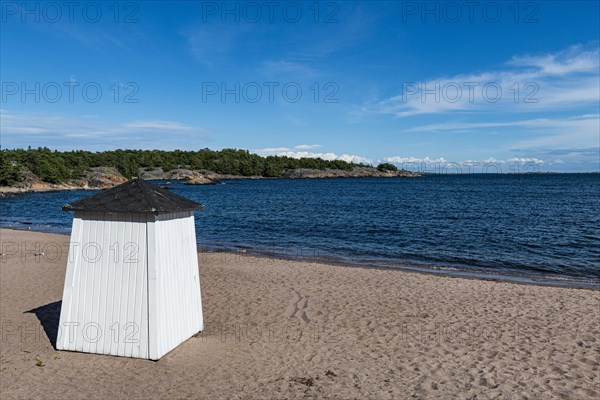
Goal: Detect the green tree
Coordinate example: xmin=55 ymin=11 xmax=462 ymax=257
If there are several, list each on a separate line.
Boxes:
xmin=0 ymin=153 xmax=23 ymax=185
xmin=377 ymin=163 xmax=398 ymax=172
xmin=0 ymin=147 xmax=369 ymax=186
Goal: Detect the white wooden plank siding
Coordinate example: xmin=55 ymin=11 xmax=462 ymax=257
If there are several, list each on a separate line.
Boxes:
xmin=150 ymin=211 xmax=203 ymax=360
xmin=56 ymin=211 xmax=149 ymax=359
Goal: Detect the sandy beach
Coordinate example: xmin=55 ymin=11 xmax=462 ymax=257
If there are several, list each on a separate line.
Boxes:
xmin=0 ymin=228 xmax=598 ymax=399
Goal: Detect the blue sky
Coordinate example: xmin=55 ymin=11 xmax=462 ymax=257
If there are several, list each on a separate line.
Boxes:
xmin=1 ymin=1 xmax=599 ymax=172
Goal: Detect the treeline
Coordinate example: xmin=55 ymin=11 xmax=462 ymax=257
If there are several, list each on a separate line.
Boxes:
xmin=0 ymin=147 xmax=368 ymax=185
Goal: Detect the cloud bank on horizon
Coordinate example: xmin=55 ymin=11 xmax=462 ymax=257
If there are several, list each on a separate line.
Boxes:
xmin=1 ymin=1 xmax=598 ymax=172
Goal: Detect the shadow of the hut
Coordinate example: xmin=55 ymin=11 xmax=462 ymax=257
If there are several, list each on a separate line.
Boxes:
xmin=25 ymin=301 xmax=62 ymax=349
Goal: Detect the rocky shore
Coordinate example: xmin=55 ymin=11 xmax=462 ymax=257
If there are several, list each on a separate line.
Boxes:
xmin=0 ymin=166 xmax=420 ymax=195
xmin=282 ymin=167 xmax=419 ymax=179
xmin=0 ymin=167 xmax=128 ymax=196
xmin=141 ymin=166 xmax=420 ymax=182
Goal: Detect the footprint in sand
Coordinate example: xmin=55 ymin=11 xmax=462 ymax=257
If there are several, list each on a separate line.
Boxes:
xmin=287 ymin=289 xmax=311 ymax=323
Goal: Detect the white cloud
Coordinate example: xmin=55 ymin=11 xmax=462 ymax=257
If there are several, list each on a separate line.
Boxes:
xmin=383 ymin=156 xmax=544 ymax=165
xmin=382 ymin=156 xmax=545 ymax=172
xmin=510 ymin=148 xmax=598 ymax=169
xmin=366 ymin=44 xmax=599 ymax=117
xmin=408 ymin=114 xmax=599 ymax=133
xmin=294 ymin=144 xmax=322 ymax=150
xmin=506 ymin=158 xmax=544 ymax=164
xmin=383 ymin=156 xmax=448 ymax=164
xmin=256 ymin=147 xmax=373 ymax=164
xmin=338 ymin=154 xmax=373 ymax=164
xmin=122 ymin=120 xmax=202 ymax=132
xmin=260 ymin=147 xmax=291 ymax=152
xmin=508 ymin=45 xmax=599 ymax=76
xmin=255 ymin=144 xmax=322 ymax=152
xmin=511 ymin=115 xmax=599 ymax=149
xmin=0 ymin=109 xmax=213 ymax=148
xmin=408 ymin=114 xmax=599 ymax=151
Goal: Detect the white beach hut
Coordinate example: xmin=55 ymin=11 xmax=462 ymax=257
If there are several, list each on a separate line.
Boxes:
xmin=56 ymin=178 xmax=204 ymax=360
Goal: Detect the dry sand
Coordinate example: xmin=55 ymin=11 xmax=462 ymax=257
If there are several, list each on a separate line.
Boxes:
xmin=0 ymin=228 xmax=598 ymax=399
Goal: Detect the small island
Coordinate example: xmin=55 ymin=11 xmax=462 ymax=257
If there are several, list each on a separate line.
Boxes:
xmin=0 ymin=148 xmax=419 ymax=194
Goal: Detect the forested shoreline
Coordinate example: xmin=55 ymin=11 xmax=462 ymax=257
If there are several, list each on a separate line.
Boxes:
xmin=0 ymin=147 xmax=407 ymax=186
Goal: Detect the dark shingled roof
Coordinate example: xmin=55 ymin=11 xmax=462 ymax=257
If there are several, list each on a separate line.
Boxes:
xmin=62 ymin=178 xmax=204 ymax=214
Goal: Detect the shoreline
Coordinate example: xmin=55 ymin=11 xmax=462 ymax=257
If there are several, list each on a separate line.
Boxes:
xmin=2 ymin=225 xmax=597 ymax=290
xmin=0 ymin=169 xmax=422 ymax=196
xmin=225 ymin=247 xmax=600 ymax=290
xmin=0 ymin=185 xmax=101 ymax=196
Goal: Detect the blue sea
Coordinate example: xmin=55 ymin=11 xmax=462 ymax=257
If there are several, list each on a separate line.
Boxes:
xmin=1 ymin=174 xmax=599 ymax=287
